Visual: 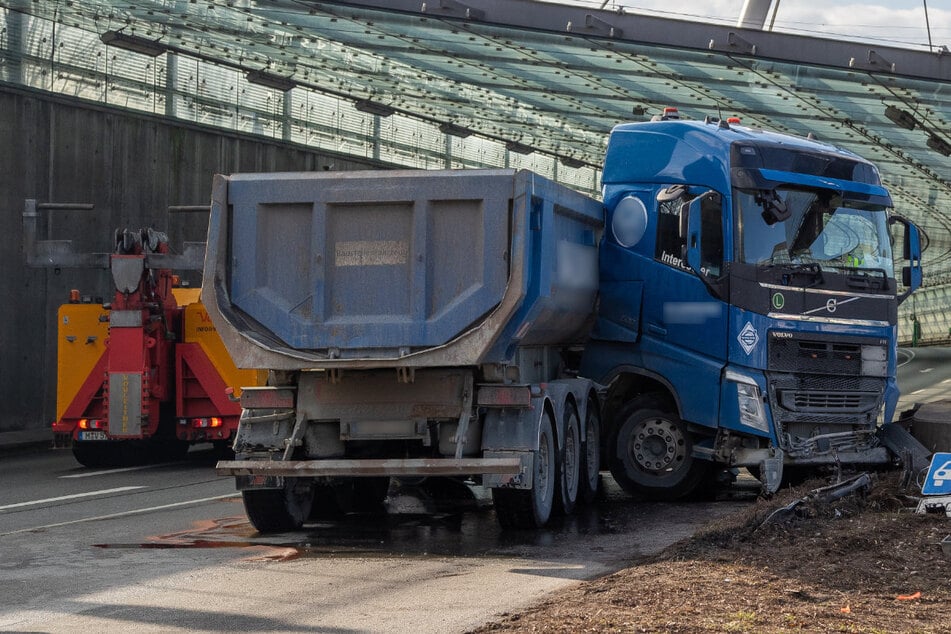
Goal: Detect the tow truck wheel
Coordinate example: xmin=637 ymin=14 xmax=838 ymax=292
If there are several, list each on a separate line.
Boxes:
xmin=555 ymin=404 xmax=581 ymax=515
xmin=72 ymin=442 xmax=127 ymax=468
xmin=493 ymin=409 xmax=556 ymax=529
xmin=609 ymin=395 xmax=711 ymax=500
xmin=579 ymin=398 xmax=602 ymax=504
xmin=242 ymin=479 xmax=314 ymax=533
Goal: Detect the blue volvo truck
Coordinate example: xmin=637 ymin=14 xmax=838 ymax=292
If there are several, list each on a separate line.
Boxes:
xmin=207 ymin=113 xmax=923 ymax=531
xmin=582 ymin=110 xmax=922 ymax=500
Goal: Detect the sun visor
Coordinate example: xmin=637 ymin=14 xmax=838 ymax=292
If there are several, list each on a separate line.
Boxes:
xmin=731 ymin=167 xmax=893 ymax=207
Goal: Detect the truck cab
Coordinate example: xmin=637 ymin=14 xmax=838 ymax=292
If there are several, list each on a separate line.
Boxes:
xmin=581 ymin=110 xmax=923 ymax=496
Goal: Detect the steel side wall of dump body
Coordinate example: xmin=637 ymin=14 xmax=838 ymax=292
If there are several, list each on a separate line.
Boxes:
xmin=203 ymin=169 xmax=604 ymax=371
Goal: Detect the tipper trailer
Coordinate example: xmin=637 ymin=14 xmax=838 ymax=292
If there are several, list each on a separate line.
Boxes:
xmin=209 ymin=114 xmax=924 ymax=531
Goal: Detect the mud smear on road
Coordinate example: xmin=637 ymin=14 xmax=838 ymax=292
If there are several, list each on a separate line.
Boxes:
xmin=92 ymin=478 xmax=757 ymax=566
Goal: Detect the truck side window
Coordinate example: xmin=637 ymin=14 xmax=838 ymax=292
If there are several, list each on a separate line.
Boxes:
xmin=654 ymin=193 xmax=723 ymax=277
xmin=654 ymin=199 xmax=687 ymax=270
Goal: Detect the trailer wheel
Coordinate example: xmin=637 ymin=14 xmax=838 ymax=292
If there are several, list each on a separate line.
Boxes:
xmin=555 ymin=404 xmax=581 ymax=515
xmin=609 ymin=395 xmax=711 ymax=500
xmin=579 ymin=399 xmax=601 ymax=504
xmin=493 ymin=410 xmax=556 ymax=529
xmin=242 ymin=479 xmax=314 ymax=533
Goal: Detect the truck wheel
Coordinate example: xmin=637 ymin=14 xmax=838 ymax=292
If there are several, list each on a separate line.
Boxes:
xmin=336 ymin=477 xmax=392 ymax=513
xmin=579 ymin=399 xmax=601 ymax=504
xmin=493 ymin=410 xmax=556 ymax=529
xmin=72 ymin=442 xmax=126 ymax=468
xmin=609 ymin=396 xmax=711 ymax=500
xmin=309 ymin=477 xmax=392 ymax=520
xmin=555 ymin=405 xmax=581 ymax=515
xmin=242 ymin=479 xmax=314 ymax=533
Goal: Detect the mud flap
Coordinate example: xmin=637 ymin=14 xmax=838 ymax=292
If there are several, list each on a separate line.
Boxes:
xmin=760 ymin=453 xmax=783 ymax=495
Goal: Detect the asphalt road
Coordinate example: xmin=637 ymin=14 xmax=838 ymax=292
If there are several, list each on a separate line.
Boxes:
xmin=0 ymin=448 xmax=749 ymax=633
xmin=896 ymin=346 xmax=951 ymax=412
xmin=2 ymin=347 xmax=947 ymax=633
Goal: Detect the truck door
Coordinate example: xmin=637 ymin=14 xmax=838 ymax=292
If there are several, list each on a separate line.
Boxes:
xmin=642 ymin=188 xmax=728 ymax=428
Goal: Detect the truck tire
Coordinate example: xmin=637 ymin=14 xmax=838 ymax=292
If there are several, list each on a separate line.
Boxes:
xmin=309 ymin=477 xmax=392 ymax=520
xmin=242 ymin=479 xmax=314 ymax=533
xmin=72 ymin=442 xmax=135 ymax=468
xmin=579 ymin=398 xmax=601 ymax=504
xmin=555 ymin=404 xmax=581 ymax=515
xmin=609 ymin=395 xmax=711 ymax=500
xmin=493 ymin=410 xmax=556 ymax=529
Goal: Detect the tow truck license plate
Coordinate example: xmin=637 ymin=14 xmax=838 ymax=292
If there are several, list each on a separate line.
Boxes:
xmin=78 ymin=431 xmax=108 ymax=441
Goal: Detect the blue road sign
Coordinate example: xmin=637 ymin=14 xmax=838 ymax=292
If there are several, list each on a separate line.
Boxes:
xmin=922 ymin=452 xmax=951 ymax=496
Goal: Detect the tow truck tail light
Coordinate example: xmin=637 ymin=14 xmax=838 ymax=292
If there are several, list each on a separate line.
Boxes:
xmin=192 ymin=417 xmax=223 ymax=428
xmin=78 ymin=419 xmax=104 ymax=429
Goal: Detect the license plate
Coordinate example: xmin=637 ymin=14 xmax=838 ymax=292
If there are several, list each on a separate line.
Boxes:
xmin=78 ymin=431 xmax=108 ymax=441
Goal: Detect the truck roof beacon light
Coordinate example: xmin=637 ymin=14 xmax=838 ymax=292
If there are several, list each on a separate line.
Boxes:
xmin=245 ymin=70 xmax=298 ymax=92
xmin=100 ymin=30 xmax=168 ymax=57
xmin=652 ymin=106 xmax=681 ymax=122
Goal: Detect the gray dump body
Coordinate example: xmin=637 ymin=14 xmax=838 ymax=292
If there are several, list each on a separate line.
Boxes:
xmin=202 ymin=169 xmax=603 ymax=371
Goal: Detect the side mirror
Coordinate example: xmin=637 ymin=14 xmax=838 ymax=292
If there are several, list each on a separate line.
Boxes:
xmin=681 ymin=196 xmax=704 ymax=273
xmin=889 ymin=215 xmax=923 ymax=304
xmin=657 ymin=184 xmax=687 ymax=203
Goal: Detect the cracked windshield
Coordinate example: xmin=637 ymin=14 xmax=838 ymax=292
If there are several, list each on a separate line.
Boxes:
xmin=736 ymin=188 xmax=894 ymax=278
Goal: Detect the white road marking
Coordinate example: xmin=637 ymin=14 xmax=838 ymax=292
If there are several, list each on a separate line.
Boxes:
xmin=920 ymin=368 xmax=934 ymax=373
xmin=60 ymin=463 xmax=176 ymax=479
xmin=897 ymin=348 xmax=915 ymax=368
xmin=0 ymin=493 xmax=238 ymax=537
xmin=0 ymin=486 xmax=146 ymax=511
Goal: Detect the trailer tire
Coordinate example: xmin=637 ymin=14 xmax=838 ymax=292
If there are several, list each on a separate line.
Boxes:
xmin=242 ymin=479 xmax=314 ymax=533
xmin=579 ymin=398 xmax=601 ymax=504
xmin=493 ymin=410 xmax=556 ymax=529
xmin=555 ymin=404 xmax=581 ymax=515
xmin=609 ymin=395 xmax=711 ymax=500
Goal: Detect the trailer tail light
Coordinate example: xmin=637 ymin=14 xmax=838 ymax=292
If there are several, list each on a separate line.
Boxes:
xmin=78 ymin=419 xmax=104 ymax=429
xmin=192 ymin=417 xmax=223 ymax=428
xmin=69 ymin=289 xmax=81 ymax=303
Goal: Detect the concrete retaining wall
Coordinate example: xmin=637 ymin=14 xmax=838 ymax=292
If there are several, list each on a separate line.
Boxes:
xmin=0 ymin=85 xmax=378 ymax=432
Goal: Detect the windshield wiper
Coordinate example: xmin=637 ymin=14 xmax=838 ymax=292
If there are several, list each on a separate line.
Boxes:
xmin=761 ymin=261 xmax=824 ymax=287
xmin=823 ymin=265 xmax=889 ymax=291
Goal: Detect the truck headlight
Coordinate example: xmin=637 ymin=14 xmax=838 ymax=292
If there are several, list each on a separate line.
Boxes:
xmin=724 ymin=369 xmax=769 ymax=433
xmin=736 ymin=382 xmax=768 ymax=432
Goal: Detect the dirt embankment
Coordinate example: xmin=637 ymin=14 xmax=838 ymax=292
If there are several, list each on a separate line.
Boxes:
xmin=475 ymin=472 xmax=951 ymax=633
